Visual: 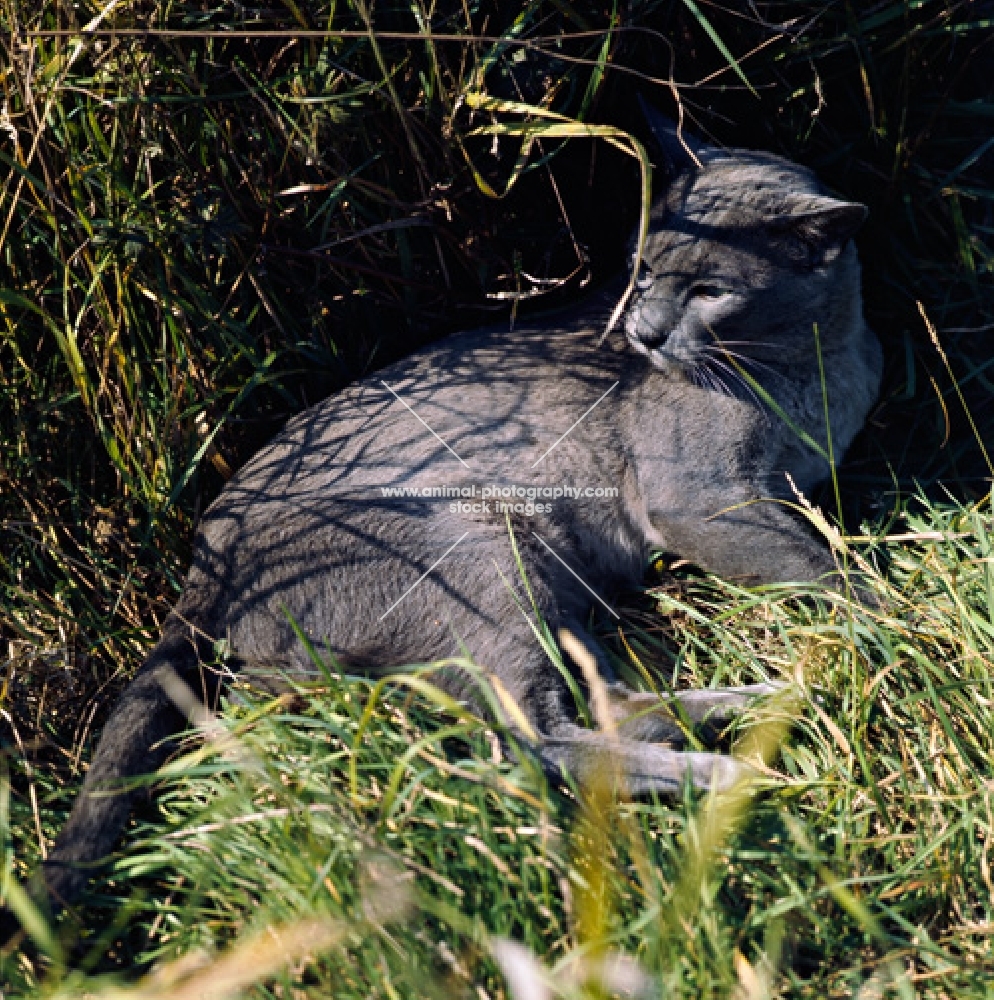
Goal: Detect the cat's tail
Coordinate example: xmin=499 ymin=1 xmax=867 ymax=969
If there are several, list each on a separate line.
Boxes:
xmin=4 ymin=618 xmax=217 ymax=942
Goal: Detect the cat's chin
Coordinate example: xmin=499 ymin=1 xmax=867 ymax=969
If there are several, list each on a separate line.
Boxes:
xmin=653 ymin=360 xmax=697 ymax=382
xmin=642 ymin=347 xmax=697 ymax=380
xmin=625 ymin=330 xmax=687 ymax=375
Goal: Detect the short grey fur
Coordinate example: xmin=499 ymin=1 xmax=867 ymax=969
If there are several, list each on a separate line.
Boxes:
xmin=36 ymin=104 xmax=883 ymax=918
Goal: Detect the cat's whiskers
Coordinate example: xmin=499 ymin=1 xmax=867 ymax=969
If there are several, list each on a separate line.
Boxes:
xmin=706 ymin=339 xmax=778 ymax=349
xmin=706 ymin=344 xmax=780 ymax=378
xmin=707 ymin=355 xmax=765 ymax=410
xmin=695 ymin=352 xmax=771 ymax=424
xmin=713 ymin=347 xmax=781 ymax=368
xmin=696 ymin=355 xmax=737 ymax=397
xmin=691 ymin=355 xmax=737 ymax=400
xmin=693 ymin=364 xmax=727 ymax=398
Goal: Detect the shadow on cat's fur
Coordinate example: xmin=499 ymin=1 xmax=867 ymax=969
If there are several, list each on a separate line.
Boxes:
xmin=3 ymin=104 xmax=881 ymax=941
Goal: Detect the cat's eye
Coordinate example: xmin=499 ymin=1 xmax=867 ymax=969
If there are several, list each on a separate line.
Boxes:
xmin=690 ymin=284 xmax=729 ymax=301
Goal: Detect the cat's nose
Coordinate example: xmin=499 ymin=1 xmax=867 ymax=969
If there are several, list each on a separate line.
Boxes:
xmin=633 ymin=326 xmax=671 ymax=350
xmin=627 ymin=297 xmax=675 ymax=350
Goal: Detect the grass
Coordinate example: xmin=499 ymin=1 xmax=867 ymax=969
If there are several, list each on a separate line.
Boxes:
xmin=0 ymin=0 xmax=992 ymax=997
xmin=10 ymin=498 xmax=994 ymax=998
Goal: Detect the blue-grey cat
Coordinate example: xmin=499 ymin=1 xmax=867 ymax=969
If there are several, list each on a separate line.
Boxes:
xmin=32 ymin=107 xmax=882 ymax=920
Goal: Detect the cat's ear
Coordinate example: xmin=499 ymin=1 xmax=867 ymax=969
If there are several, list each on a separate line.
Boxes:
xmin=639 ymin=95 xmax=719 ymax=176
xmin=768 ymin=198 xmax=868 ymax=268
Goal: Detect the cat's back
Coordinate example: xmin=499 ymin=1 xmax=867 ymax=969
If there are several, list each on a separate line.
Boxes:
xmin=204 ymin=295 xmax=629 ymax=525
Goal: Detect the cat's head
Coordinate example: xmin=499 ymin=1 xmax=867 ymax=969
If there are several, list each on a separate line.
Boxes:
xmin=625 ymin=103 xmax=868 ymax=381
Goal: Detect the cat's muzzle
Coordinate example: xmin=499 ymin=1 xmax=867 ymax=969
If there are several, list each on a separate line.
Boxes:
xmin=627 ymin=325 xmax=684 ymax=370
xmin=625 ymin=324 xmax=698 ymax=379
xmin=624 ymin=312 xmax=670 ymax=355
xmin=624 ymin=293 xmax=677 ymax=349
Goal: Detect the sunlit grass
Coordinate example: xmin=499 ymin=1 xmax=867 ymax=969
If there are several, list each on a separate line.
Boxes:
xmin=4 ymin=494 xmax=994 ymax=997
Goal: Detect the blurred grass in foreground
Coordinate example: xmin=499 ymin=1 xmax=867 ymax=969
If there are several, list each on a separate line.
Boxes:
xmin=4 ymin=493 xmax=994 ymax=998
